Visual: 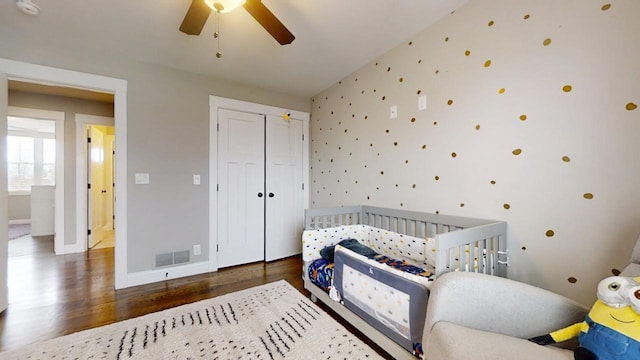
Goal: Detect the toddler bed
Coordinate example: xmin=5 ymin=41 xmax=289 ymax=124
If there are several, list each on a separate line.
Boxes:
xmin=302 ymin=205 xmax=507 ymax=360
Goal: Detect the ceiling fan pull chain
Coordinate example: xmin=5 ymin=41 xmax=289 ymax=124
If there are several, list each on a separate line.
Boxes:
xmin=214 ymin=10 xmax=222 ymax=58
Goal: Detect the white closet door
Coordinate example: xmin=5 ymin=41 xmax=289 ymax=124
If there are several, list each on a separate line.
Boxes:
xmin=217 ymin=109 xmax=265 ymax=268
xmin=265 ymin=115 xmax=304 ymax=261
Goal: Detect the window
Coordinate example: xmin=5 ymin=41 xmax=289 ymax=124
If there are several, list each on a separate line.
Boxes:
xmin=6 ymin=116 xmax=56 ymax=193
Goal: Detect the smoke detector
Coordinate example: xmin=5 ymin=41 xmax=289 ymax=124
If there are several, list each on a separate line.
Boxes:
xmin=16 ymin=0 xmax=40 ymax=16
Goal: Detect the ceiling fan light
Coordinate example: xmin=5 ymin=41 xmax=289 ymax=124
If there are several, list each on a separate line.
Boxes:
xmin=204 ymin=0 xmax=246 ymax=13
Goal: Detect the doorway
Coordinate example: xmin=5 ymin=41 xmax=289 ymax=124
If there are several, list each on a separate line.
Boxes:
xmin=1 ymin=59 xmax=129 ymax=314
xmin=76 ymin=115 xmax=115 ymax=251
xmin=6 ymin=107 xmax=64 ymax=254
xmin=87 ymin=125 xmax=115 ymax=249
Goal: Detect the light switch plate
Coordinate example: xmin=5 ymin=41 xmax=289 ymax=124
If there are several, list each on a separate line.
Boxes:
xmin=390 ymin=105 xmax=398 ymax=119
xmin=135 ymin=173 xmax=149 ymax=185
xmin=419 ymin=95 xmax=427 ymax=110
xmin=193 ymin=175 xmax=201 ymax=185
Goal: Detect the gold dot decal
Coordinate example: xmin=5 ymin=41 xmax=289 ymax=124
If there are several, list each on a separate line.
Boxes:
xmin=584 ymin=193 xmax=594 ymax=199
xmin=447 ymin=99 xmax=454 ymax=105
xmin=498 ymin=88 xmax=505 ymax=94
xmin=503 ymin=203 xmax=511 ymax=209
xmin=435 ymin=176 xmax=440 ymax=181
xmin=490 ymin=180 xmax=496 ymax=184
xmin=521 ymin=246 xmax=527 ymax=251
xmin=612 ymin=268 xmax=621 ymax=276
xmin=422 ymin=145 xmax=427 ymax=149
xmin=520 ymin=114 xmax=527 ymax=121
xmin=524 ymin=14 xmax=530 ymax=19
xmin=451 ymin=152 xmax=457 ymax=158
xmin=543 ymin=38 xmax=552 ymax=46
xmin=445 ymin=37 xmax=449 ymax=42
xmin=602 ymin=3 xmax=611 ymax=10
xmin=460 ymin=203 xmax=465 ymax=207
xmin=626 ymin=103 xmax=638 ymax=111
xmin=475 ymin=124 xmax=481 ymax=130
xmin=435 ymin=69 xmax=439 ymax=74
xmin=512 ymin=148 xmax=522 ymax=155
xmin=562 ymin=156 xmax=571 ymax=162
xmin=568 ymin=277 xmax=577 ymax=284
xmin=545 ymin=230 xmax=555 ymax=237
xmin=465 ymin=50 xmax=471 ymax=56
xmin=484 ymin=60 xmax=492 ymax=67
xmin=563 ymin=85 xmax=572 ymax=92
xmin=488 ymin=20 xmax=494 ymax=26
xmin=410 ymin=117 xmax=416 ymax=123
xmin=399 ymin=77 xmax=404 ymax=83
xmin=417 ymin=90 xmax=422 ymax=95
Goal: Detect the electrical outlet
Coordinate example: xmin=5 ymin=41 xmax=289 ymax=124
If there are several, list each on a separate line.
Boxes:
xmin=193 ymin=244 xmax=201 ymax=256
xmin=390 ymin=105 xmax=398 ymax=119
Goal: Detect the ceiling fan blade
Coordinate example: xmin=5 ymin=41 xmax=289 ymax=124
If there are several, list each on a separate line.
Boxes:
xmin=243 ymin=0 xmax=295 ymax=45
xmin=179 ymin=0 xmax=212 ymax=35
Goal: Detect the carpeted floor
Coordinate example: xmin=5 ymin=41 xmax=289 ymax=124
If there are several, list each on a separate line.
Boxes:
xmin=0 ymin=279 xmax=384 ymax=360
xmin=8 ymin=223 xmax=31 ymax=240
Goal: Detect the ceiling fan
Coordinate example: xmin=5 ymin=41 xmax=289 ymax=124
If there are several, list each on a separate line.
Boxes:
xmin=179 ymin=0 xmax=295 ymax=46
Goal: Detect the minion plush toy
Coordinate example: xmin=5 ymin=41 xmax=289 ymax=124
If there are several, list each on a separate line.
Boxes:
xmin=529 ymin=276 xmax=640 ymax=360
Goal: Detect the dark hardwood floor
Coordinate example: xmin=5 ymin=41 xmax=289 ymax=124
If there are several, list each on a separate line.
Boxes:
xmin=0 ymin=236 xmax=392 ymax=358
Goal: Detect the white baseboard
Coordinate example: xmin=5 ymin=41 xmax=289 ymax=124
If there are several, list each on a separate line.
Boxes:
xmin=116 ymin=261 xmax=214 ymax=290
xmin=63 ymin=241 xmax=86 ymax=255
xmin=8 ymin=219 xmax=30 ymax=225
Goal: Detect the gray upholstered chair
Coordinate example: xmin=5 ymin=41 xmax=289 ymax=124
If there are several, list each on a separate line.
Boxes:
xmin=422 ymin=236 xmax=640 ymax=360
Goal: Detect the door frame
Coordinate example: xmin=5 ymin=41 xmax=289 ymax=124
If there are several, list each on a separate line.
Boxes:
xmin=7 ymin=106 xmax=65 ymax=255
xmin=209 ymin=96 xmax=309 ymax=272
xmin=0 ymin=58 xmax=129 ymax=295
xmin=74 ymin=115 xmax=115 ymax=253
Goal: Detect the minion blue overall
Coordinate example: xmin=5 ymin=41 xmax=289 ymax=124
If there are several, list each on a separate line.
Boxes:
xmin=529 ymin=276 xmax=640 ymax=360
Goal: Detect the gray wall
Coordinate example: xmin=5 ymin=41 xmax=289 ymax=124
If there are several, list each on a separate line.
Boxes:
xmin=9 ymin=91 xmax=114 ymax=239
xmin=0 ymin=30 xmax=310 ymax=275
xmin=310 ymin=0 xmax=640 ymax=305
xmin=7 ymin=194 xmax=29 ymax=221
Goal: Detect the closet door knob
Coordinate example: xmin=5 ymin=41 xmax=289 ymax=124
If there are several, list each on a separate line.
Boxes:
xmin=268 ymin=192 xmax=275 ymax=198
xmin=257 ymin=192 xmax=264 ymax=198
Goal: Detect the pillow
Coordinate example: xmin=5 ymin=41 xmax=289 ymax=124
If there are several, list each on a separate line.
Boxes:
xmin=320 ymin=238 xmax=378 ymax=263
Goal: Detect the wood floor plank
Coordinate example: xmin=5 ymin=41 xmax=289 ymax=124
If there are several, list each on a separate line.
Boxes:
xmin=0 ymin=236 xmax=392 ymax=359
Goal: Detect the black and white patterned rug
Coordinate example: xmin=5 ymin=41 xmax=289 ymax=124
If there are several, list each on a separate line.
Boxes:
xmin=0 ymin=280 xmax=382 ymax=359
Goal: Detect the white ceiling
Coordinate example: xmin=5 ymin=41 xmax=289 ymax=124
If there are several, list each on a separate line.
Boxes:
xmin=1 ymin=0 xmax=469 ymax=98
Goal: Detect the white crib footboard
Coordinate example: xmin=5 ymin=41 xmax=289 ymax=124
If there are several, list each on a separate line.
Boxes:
xmin=434 ymin=222 xmax=508 ymax=277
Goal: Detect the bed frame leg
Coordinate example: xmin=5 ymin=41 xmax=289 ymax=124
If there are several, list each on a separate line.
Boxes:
xmin=310 ymin=294 xmax=318 ymax=302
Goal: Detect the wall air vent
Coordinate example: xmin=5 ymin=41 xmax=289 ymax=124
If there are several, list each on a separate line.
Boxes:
xmin=155 ymin=253 xmax=174 ymax=268
xmin=155 ymin=250 xmax=191 ymax=268
xmin=173 ymin=250 xmax=190 ymax=264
